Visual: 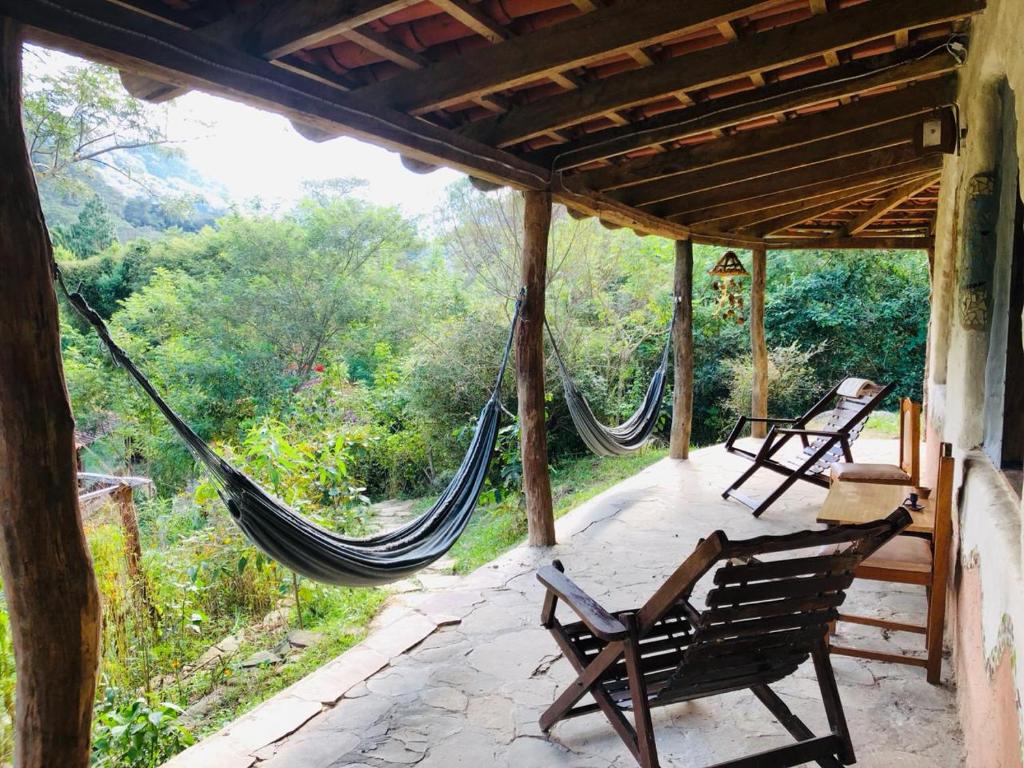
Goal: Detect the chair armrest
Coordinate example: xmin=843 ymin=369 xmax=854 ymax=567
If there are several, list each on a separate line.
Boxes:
xmin=537 ymin=564 xmax=628 ymax=641
xmin=774 ymin=428 xmax=844 ymax=439
xmin=745 ymin=417 xmax=799 ymax=423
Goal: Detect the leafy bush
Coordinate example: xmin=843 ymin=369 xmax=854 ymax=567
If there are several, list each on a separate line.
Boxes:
xmin=723 ymin=342 xmax=822 ymax=423
xmin=91 ymin=689 xmax=193 ymax=768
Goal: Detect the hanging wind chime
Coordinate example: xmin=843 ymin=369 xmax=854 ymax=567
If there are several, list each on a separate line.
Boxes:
xmin=708 ymin=251 xmax=749 ymax=325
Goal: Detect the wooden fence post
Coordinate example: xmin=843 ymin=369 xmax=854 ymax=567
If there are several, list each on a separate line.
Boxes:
xmin=670 ymin=240 xmax=694 ymax=459
xmin=517 ymin=189 xmax=555 ymax=546
xmin=0 ymin=19 xmax=101 ymax=768
xmin=115 ymin=485 xmax=154 ymax=620
xmin=750 ymin=245 xmax=769 ymax=438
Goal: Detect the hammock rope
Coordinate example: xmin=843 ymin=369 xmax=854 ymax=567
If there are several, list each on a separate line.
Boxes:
xmin=546 ymin=299 xmax=676 ymax=457
xmin=56 ymin=265 xmax=523 ymax=587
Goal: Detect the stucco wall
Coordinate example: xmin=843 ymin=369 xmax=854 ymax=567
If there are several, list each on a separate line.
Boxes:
xmin=927 ymin=0 xmax=1024 ymax=763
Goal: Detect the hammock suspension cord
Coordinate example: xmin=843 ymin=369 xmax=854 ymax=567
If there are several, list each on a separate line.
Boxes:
xmin=545 ymin=298 xmax=677 ymax=457
xmin=55 ymin=263 xmax=524 ymax=586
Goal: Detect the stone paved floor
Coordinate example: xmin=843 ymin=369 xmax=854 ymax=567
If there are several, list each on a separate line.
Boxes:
xmin=165 ymin=440 xmax=964 ymax=768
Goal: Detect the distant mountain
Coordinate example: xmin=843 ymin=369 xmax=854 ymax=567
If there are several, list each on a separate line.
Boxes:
xmin=39 ymin=144 xmax=230 ymax=242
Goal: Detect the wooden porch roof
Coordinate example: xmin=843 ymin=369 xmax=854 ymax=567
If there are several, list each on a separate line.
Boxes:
xmin=7 ymin=0 xmax=985 ymax=248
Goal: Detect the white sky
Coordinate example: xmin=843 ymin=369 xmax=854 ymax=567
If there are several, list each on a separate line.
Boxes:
xmin=27 ymin=45 xmax=463 ymax=221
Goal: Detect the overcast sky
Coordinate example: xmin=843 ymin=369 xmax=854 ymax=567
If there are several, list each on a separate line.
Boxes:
xmin=27 ymin=45 xmax=463 ymax=221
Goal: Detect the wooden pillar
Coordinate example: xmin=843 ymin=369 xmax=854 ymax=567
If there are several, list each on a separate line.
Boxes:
xmin=750 ymin=245 xmax=769 ymax=438
xmin=517 ymin=189 xmax=555 ymax=546
xmin=670 ymin=240 xmax=694 ymax=459
xmin=0 ymin=20 xmax=101 ymax=768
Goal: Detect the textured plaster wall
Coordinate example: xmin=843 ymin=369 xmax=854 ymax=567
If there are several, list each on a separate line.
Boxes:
xmin=927 ymin=0 xmax=1024 ymax=763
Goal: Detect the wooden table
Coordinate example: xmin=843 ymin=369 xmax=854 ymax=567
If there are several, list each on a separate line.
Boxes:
xmin=817 ymin=480 xmax=934 ymax=535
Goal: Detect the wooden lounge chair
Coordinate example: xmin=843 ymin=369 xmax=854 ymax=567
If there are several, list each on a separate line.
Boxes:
xmin=829 ymin=443 xmax=954 ymax=684
xmin=722 ymin=378 xmax=895 ymax=517
xmin=537 ymin=509 xmax=912 ymax=768
xmin=829 ymin=397 xmax=921 ymax=487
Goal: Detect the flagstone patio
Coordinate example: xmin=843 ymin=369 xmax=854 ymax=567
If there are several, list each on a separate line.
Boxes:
xmin=163 ymin=439 xmax=963 ymax=768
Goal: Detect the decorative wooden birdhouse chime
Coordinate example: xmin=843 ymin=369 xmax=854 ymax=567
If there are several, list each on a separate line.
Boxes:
xmin=708 ymin=251 xmax=749 ymax=324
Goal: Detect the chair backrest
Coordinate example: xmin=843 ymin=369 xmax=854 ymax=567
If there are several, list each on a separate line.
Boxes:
xmin=898 ymin=398 xmax=922 ymax=486
xmin=646 ymin=509 xmax=910 ymax=703
xmin=796 ymin=379 xmax=894 ymax=473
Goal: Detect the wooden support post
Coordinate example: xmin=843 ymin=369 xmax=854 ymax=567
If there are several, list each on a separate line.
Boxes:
xmin=517 ymin=189 xmax=556 ymax=546
xmin=0 ymin=19 xmax=101 ymax=768
xmin=115 ymin=485 xmax=154 ymax=619
xmin=750 ymin=245 xmax=769 ymax=438
xmin=670 ymin=239 xmax=694 ymax=459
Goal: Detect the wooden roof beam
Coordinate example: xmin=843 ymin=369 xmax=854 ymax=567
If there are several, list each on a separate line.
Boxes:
xmin=530 ymin=49 xmax=956 ymax=170
xmin=763 ymin=236 xmax=935 ymax=249
xmin=618 ymin=115 xmax=929 ymax=208
xmin=574 ymin=77 xmax=955 ymax=192
xmin=431 ymin=0 xmax=509 ymax=44
xmin=357 ymin=0 xmax=784 ymax=114
xmin=711 ymin=176 xmax=925 ymax=232
xmin=117 ymin=0 xmax=420 ymax=102
xmin=667 ymin=154 xmax=944 ymax=223
xmin=462 ymin=0 xmax=985 ymax=147
xmin=744 ymin=178 xmax=922 ymax=235
xmin=845 ymin=175 xmax=943 ymax=235
xmin=9 ymin=0 xmax=550 ymax=190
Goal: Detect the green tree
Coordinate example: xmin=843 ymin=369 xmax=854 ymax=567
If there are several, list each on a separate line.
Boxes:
xmin=22 ymin=56 xmax=166 ymax=185
xmin=54 ymin=195 xmax=116 ymax=257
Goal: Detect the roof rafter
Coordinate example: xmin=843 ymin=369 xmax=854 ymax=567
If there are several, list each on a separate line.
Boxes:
xmin=461 ymin=0 xmax=984 ymax=147
xmin=738 ymin=179 xmax=920 ymax=235
xmin=845 ymin=175 xmax=943 ymax=235
xmin=431 ymin=0 xmax=510 ymax=44
xmin=669 ymin=154 xmax=944 ymax=223
xmin=117 ymin=0 xmax=420 ymax=102
xmin=358 ymin=0 xmax=784 ymax=114
xmin=574 ymin=77 xmax=955 ymax=192
xmin=619 ymin=116 xmax=930 ymax=209
xmin=764 ymin=236 xmax=934 ymax=249
xmin=530 ymin=50 xmax=956 ymax=170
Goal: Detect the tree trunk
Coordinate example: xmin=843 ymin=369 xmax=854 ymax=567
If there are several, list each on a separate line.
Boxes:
xmin=517 ymin=189 xmax=555 ymax=546
xmin=750 ymin=245 xmax=769 ymax=438
xmin=116 ymin=485 xmax=154 ymax=619
xmin=670 ymin=240 xmax=694 ymax=459
xmin=0 ymin=20 xmax=101 ymax=768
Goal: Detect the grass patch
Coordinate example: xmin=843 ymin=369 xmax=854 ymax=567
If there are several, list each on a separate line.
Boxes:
xmin=863 ymin=410 xmax=900 ymax=439
xmin=446 ymin=447 xmax=668 ymax=574
xmin=191 ymin=585 xmax=386 ymax=736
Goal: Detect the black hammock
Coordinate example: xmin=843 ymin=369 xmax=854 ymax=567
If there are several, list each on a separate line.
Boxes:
xmin=547 ymin=303 xmax=675 ymax=457
xmin=58 ymin=270 xmax=522 ymax=587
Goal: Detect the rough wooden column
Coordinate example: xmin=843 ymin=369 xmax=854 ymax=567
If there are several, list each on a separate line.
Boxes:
xmin=0 ymin=19 xmax=101 ymax=768
xmin=670 ymin=239 xmax=694 ymax=459
xmin=750 ymin=245 xmax=769 ymax=438
xmin=517 ymin=189 xmax=555 ymax=546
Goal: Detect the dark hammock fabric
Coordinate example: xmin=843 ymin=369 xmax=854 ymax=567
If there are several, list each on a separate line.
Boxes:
xmin=547 ymin=307 xmax=674 ymax=457
xmin=58 ymin=270 xmax=521 ymax=587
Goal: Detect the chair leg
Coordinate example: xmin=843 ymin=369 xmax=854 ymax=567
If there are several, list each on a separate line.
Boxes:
xmin=722 ymin=461 xmax=761 ymax=500
xmin=623 ymin=616 xmax=660 ymax=768
xmin=751 ymin=684 xmax=843 ymax=768
xmin=925 ymin=585 xmax=948 ymax=685
xmin=812 ymin=641 xmax=855 ymax=765
xmin=750 ymin=442 xmax=838 ymax=517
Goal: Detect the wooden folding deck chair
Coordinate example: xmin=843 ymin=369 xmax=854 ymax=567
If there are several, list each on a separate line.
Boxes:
xmin=537 ymin=509 xmax=912 ymax=768
xmin=722 ymin=378 xmax=895 ymax=517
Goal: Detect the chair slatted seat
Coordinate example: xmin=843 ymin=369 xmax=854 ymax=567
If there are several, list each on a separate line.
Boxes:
xmin=537 ymin=509 xmax=911 ymax=768
xmin=723 ymin=378 xmax=894 ymax=517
